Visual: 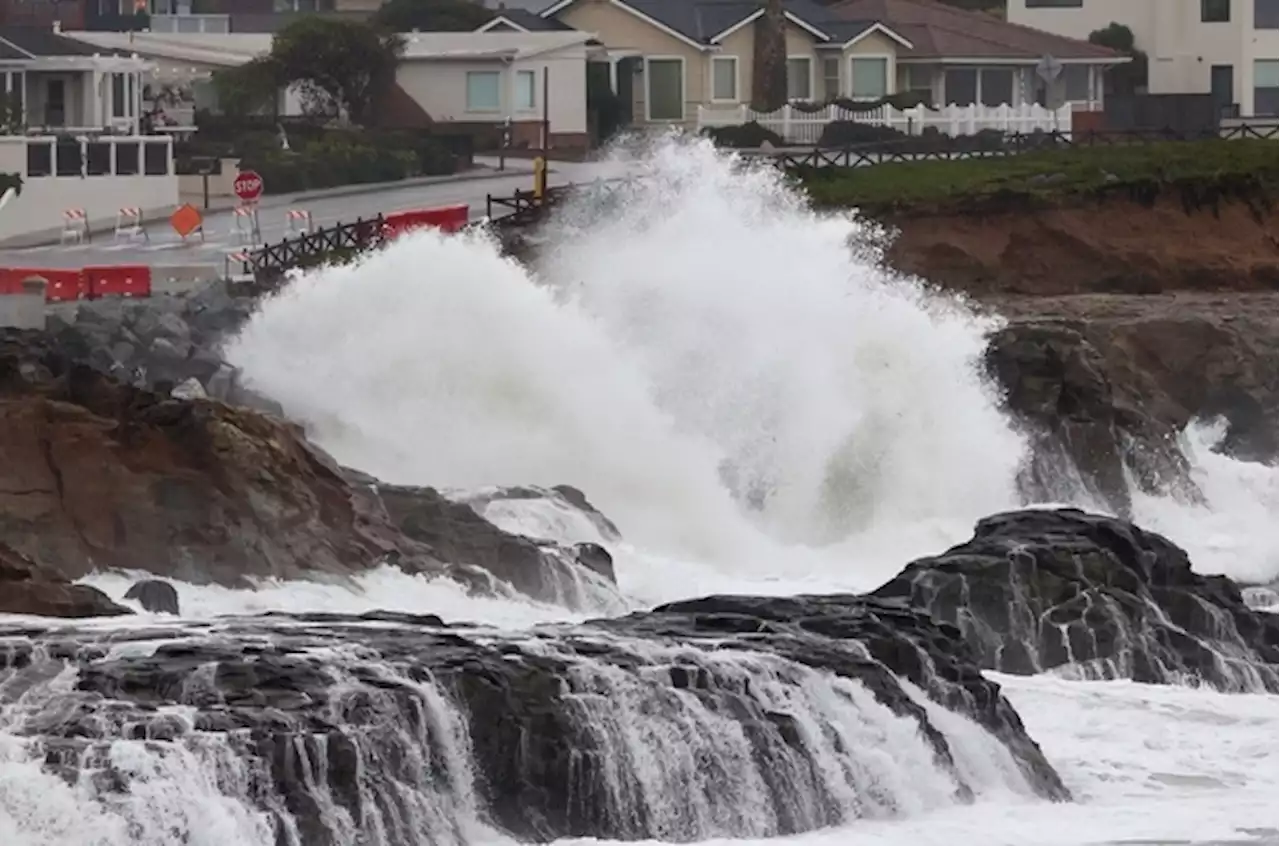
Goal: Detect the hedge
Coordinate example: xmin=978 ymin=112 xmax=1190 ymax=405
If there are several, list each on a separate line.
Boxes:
xmin=794 ymin=138 xmax=1279 ymax=214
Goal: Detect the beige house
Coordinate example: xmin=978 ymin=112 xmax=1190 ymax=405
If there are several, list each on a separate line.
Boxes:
xmin=532 ymin=0 xmax=1124 ymax=126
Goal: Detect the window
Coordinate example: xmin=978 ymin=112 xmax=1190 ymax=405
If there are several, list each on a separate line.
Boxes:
xmin=896 ymin=64 xmax=936 ymax=101
xmin=1255 ymin=58 xmax=1279 ymax=115
xmin=1257 ymin=0 xmax=1279 ymax=28
xmin=646 ymin=57 xmax=684 ymax=121
xmin=945 ymin=67 xmax=1021 ymax=106
xmin=979 ymin=67 xmax=1013 ymax=105
xmin=849 ymin=57 xmax=888 ymax=99
xmin=711 ymin=56 xmax=737 ymax=101
xmin=466 ymin=71 xmax=501 ymax=112
xmin=1063 ymin=64 xmax=1091 ymax=101
xmin=111 ymin=73 xmax=126 ymax=118
xmin=516 ymin=70 xmax=536 ymax=110
xmin=1201 ymin=0 xmax=1230 ymax=22
xmin=822 ymin=57 xmax=840 ymax=98
xmin=786 ymin=57 xmax=812 ymax=101
xmin=945 ymin=67 xmax=977 ymax=105
xmin=1025 ymin=0 xmax=1082 ymax=6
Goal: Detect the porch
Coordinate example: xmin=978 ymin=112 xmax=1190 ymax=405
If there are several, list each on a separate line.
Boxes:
xmin=2 ymin=56 xmax=152 ymax=135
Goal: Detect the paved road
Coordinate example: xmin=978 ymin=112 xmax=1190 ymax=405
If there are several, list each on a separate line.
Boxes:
xmin=0 ymin=158 xmax=618 ymax=270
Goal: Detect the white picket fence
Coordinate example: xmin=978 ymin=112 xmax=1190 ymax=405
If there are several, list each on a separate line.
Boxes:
xmin=696 ymin=102 xmax=1076 ymax=145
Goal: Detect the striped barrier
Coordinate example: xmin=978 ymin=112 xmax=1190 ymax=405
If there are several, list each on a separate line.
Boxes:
xmin=60 ymin=209 xmax=89 ymax=244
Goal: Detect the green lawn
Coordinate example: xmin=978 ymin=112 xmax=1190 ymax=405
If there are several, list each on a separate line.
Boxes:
xmin=795 ymin=138 xmax=1278 ymax=213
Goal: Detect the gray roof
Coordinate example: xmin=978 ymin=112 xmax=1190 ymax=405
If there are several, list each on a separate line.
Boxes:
xmin=542 ymin=0 xmax=900 ymax=45
xmin=488 ymin=8 xmax=574 ymax=31
xmin=0 ymin=27 xmax=119 ymax=58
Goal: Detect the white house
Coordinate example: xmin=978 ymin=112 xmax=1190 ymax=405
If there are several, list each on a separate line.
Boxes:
xmin=395 ymin=31 xmax=600 ymax=148
xmin=0 ymin=27 xmax=177 ymax=246
xmin=69 ymin=30 xmax=600 ymax=146
xmin=1008 ymin=0 xmax=1279 ymax=117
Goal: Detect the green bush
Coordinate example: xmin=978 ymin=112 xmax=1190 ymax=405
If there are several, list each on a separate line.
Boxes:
xmin=241 ymin=137 xmax=419 ymax=194
xmin=703 ymin=121 xmax=784 ymax=149
xmin=796 ymin=138 xmax=1278 ymax=213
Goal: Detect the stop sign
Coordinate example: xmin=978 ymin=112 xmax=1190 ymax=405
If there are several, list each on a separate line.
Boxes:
xmin=234 ymin=170 xmax=264 ymax=202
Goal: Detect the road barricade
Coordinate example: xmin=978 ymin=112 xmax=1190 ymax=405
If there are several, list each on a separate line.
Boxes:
xmin=0 ymin=268 xmax=90 ymax=302
xmin=83 ymin=265 xmax=152 ymax=299
xmin=383 ymin=204 xmax=469 ymax=239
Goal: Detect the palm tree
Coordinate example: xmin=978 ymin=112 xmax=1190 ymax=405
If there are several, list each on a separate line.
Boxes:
xmin=751 ymin=0 xmax=787 ymax=112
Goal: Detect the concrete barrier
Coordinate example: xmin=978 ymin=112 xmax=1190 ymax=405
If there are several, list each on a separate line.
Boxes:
xmin=0 ymin=277 xmax=48 ymax=329
xmin=153 ymin=264 xmax=221 ymax=295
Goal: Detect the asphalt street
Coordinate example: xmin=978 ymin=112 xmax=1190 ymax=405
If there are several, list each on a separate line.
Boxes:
xmin=0 ymin=158 xmax=616 ymax=270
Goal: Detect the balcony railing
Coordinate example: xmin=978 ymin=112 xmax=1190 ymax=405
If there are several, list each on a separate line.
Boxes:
xmin=0 ymin=136 xmax=176 ymax=179
xmin=149 ymin=13 xmax=231 ymax=33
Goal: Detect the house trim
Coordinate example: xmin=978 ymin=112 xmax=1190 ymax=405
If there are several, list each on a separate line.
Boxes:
xmin=709 ymin=54 xmax=740 ymax=102
xmin=542 ymin=0 xmax=709 ymax=51
xmin=840 ymin=22 xmax=914 ymax=50
xmin=847 ymin=53 xmax=895 ymax=100
xmin=709 ymin=9 xmax=832 ymax=44
xmin=644 ymin=54 xmax=687 ymax=121
xmin=896 ymin=56 xmax=1128 ymax=65
xmin=476 ymin=15 xmax=533 ymax=33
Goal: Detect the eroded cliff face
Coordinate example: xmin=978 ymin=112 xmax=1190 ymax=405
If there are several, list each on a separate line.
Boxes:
xmin=883 ymin=196 xmax=1278 ymax=297
xmin=879 ymin=197 xmax=1278 ymax=513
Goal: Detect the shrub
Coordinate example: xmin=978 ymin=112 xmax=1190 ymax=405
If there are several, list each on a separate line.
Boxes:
xmin=703 ymin=121 xmax=784 ymax=149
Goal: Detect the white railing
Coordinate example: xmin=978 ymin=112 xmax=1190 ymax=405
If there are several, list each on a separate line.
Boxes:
xmin=149 ymin=13 xmax=232 ymax=33
xmin=0 ymin=135 xmax=175 ymax=179
xmin=697 ymin=102 xmax=1078 ymax=145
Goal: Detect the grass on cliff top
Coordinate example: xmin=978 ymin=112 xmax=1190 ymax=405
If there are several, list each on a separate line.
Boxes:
xmin=797 ymin=138 xmax=1279 ymax=212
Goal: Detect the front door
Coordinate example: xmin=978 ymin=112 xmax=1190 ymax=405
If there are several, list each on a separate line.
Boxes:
xmin=1209 ymin=64 xmax=1235 ymax=118
xmin=45 ymin=78 xmax=65 ymax=127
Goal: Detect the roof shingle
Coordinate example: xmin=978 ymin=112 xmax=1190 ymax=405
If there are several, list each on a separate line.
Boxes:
xmin=825 ymin=0 xmax=1120 ymax=60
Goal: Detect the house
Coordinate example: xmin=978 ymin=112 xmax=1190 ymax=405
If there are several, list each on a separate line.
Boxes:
xmin=1008 ymin=0 xmax=1279 ymax=117
xmin=13 ymin=0 xmax=380 ymax=35
xmin=533 ymin=0 xmax=1124 ymax=127
xmin=68 ymin=30 xmax=601 ymax=146
xmin=0 ymin=26 xmax=152 ymax=133
xmin=0 ymin=28 xmax=176 ymax=245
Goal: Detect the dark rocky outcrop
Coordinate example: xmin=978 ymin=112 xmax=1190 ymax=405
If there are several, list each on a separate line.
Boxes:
xmin=872 ymin=508 xmax=1279 ymax=693
xmin=124 ymin=578 xmax=180 ymax=614
xmin=372 ymin=482 xmax=622 ymax=610
xmin=984 ymin=322 xmax=1185 ymax=516
xmin=0 ymin=331 xmax=615 ymax=607
xmin=0 ymin=591 xmax=1066 ymax=845
xmin=0 ymin=542 xmax=130 ymax=618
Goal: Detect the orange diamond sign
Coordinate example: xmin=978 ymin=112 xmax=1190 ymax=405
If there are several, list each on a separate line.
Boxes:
xmin=170 ymin=203 xmax=203 ymax=238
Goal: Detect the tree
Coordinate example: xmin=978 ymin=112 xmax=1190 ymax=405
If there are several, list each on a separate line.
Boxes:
xmin=270 ymin=18 xmax=404 ymax=126
xmin=751 ymin=0 xmax=787 ymax=111
xmin=211 ymin=57 xmax=282 ymax=118
xmin=372 ymin=0 xmax=493 ymax=32
xmin=1088 ymin=23 xmax=1148 ymax=96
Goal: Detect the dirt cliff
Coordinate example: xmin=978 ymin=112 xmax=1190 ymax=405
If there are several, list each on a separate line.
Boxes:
xmin=883 ymin=195 xmax=1278 ymax=297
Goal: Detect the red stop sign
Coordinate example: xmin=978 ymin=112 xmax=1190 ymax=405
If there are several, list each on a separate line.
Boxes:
xmin=234 ymin=170 xmax=264 ymax=202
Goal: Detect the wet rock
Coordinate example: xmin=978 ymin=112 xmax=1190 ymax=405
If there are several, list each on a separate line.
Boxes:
xmin=0 ymin=589 xmax=1068 ymax=844
xmin=373 ymin=483 xmax=622 ymax=610
xmin=170 ymin=377 xmax=207 ymax=400
xmin=984 ymin=323 xmax=1188 ymax=515
xmin=0 ymin=542 xmax=131 ymax=618
xmin=872 ymin=508 xmax=1279 ymax=693
xmin=0 ymin=332 xmax=451 ymax=588
xmin=124 ymin=579 xmax=180 ymax=614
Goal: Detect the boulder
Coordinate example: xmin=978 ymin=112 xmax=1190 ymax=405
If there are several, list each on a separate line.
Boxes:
xmin=373 ymin=483 xmax=623 ymax=610
xmin=124 ymin=579 xmax=180 ymax=614
xmin=871 ymin=508 xmax=1279 ymax=692
xmin=984 ymin=322 xmax=1189 ymax=515
xmin=0 ymin=591 xmax=1067 ymax=844
xmin=0 ymin=542 xmax=130 ymax=618
xmin=0 ymin=331 xmax=456 ymax=588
